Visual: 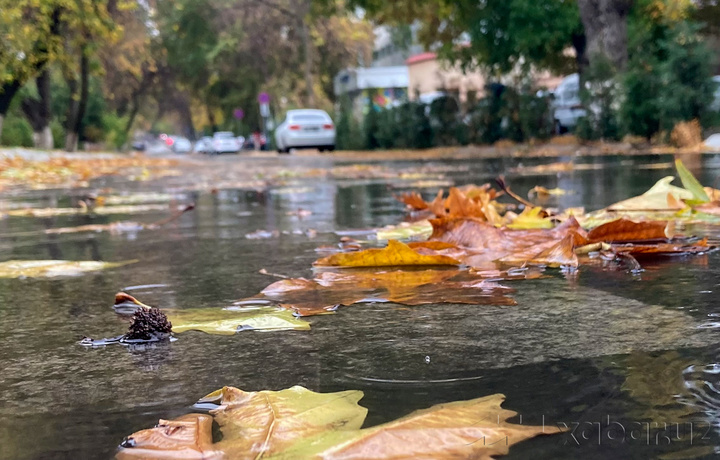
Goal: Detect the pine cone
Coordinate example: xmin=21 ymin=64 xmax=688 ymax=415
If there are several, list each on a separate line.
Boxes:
xmin=125 ymin=307 xmax=172 ymax=341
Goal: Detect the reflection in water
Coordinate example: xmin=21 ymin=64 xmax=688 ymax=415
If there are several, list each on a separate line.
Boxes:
xmin=683 ymin=358 xmax=720 ymax=431
xmin=125 ymin=341 xmax=174 ymax=372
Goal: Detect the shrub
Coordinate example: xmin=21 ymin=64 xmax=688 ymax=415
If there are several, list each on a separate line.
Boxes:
xmin=50 ymin=119 xmax=65 ymax=149
xmin=363 ymin=103 xmax=380 ymax=150
xmin=335 ymin=96 xmax=366 ymax=150
xmin=576 ymin=56 xmax=623 ymax=141
xmin=102 ymin=113 xmax=130 ymax=150
xmin=622 ymin=19 xmax=715 ymax=139
xmin=1 ymin=116 xmax=34 ymax=147
xmin=429 ymin=96 xmax=463 ymax=146
xmin=394 ymin=101 xmax=433 ymax=149
xmin=466 ymin=83 xmax=505 ymax=144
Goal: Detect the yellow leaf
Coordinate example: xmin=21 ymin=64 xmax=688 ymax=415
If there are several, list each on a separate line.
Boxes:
xmin=507 ymin=206 xmax=553 ymax=229
xmin=117 ymin=386 xmax=564 ymax=459
xmin=313 ymin=239 xmax=461 ymax=267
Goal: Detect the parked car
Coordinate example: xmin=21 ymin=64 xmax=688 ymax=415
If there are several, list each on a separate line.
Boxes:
xmin=549 ymin=73 xmax=586 ymax=133
xmin=274 ymin=109 xmax=335 ymax=153
xmin=194 ymin=136 xmax=213 ymax=154
xmin=131 ymin=138 xmax=147 ymax=151
xmin=170 ymin=136 xmax=192 ymax=153
xmin=211 ymin=132 xmax=241 ymax=154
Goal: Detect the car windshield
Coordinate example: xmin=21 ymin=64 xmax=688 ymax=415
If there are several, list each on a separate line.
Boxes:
xmin=290 ymin=114 xmax=327 ymax=122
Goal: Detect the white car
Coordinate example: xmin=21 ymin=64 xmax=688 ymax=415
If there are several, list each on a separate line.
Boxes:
xmin=211 ymin=132 xmax=241 ymax=154
xmin=274 ymin=109 xmax=335 ymax=154
xmin=550 ymin=74 xmax=587 ymax=133
xmin=194 ymin=136 xmax=213 ymax=154
xmin=169 ymin=136 xmax=192 ymax=153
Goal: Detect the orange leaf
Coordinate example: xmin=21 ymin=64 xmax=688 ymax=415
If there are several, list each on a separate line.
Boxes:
xmin=587 ymin=218 xmax=673 ymax=243
xmin=313 ymin=239 xmax=461 ymax=267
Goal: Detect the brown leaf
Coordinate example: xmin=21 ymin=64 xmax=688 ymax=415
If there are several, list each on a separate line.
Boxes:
xmin=611 ymin=238 xmax=713 ymax=256
xmin=587 ymin=218 xmax=673 ymax=243
xmin=395 ymin=191 xmax=430 ymax=210
xmin=429 ymin=216 xmax=586 ymax=268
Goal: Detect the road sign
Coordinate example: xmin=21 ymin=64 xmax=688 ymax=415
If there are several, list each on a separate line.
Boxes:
xmin=258 ymin=92 xmax=270 ymax=104
xmin=260 ymin=103 xmax=270 ymax=118
xmin=233 ymin=108 xmax=244 ymax=120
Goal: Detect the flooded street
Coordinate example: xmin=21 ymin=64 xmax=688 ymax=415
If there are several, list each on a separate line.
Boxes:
xmin=2 ymin=152 xmax=720 ymax=459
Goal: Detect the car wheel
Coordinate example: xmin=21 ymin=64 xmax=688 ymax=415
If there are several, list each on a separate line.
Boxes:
xmin=326 ymin=145 xmax=335 ymax=152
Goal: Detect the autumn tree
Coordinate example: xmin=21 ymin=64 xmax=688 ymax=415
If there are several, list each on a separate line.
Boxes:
xmin=99 ymin=0 xmax=158 ymax=139
xmin=0 ymin=2 xmax=62 ymax=141
xmin=353 ymin=0 xmax=585 ymax=75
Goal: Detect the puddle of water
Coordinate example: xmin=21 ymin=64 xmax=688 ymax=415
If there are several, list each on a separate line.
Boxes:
xmin=1 ymin=153 xmax=720 ymax=459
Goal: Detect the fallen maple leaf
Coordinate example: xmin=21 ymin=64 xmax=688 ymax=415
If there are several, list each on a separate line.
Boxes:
xmin=586 ymin=218 xmax=674 ymax=243
xmin=116 ymin=386 xmax=564 ymax=460
xmin=429 ymin=216 xmax=587 ymax=269
xmin=314 ymin=239 xmax=461 ymax=267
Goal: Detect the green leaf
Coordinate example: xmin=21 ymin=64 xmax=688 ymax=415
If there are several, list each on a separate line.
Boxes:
xmin=675 ymin=159 xmax=709 ymax=203
xmin=167 ymin=306 xmax=311 ymax=335
xmin=376 ymin=219 xmax=433 ymax=240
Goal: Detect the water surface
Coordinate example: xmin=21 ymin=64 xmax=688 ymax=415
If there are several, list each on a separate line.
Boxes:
xmin=1 ymin=152 xmax=720 ymax=459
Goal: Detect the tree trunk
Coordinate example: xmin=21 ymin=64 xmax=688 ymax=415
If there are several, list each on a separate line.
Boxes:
xmin=577 ymin=0 xmax=633 ymax=71
xmin=299 ymin=0 xmax=315 ymax=108
xmin=207 ymin=103 xmax=218 ymax=132
xmin=124 ymin=100 xmax=139 ymax=136
xmin=65 ymin=49 xmax=89 ymax=152
xmin=21 ymin=70 xmax=54 ymax=149
xmin=177 ymin=94 xmax=196 ymax=140
xmin=572 ymin=32 xmax=589 ymax=76
xmin=0 ymin=80 xmax=22 ymax=141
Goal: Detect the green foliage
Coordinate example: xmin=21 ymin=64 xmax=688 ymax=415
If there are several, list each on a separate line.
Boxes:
xmin=102 ymin=113 xmax=130 ymax=150
xmin=354 ymin=0 xmax=583 ymax=74
xmin=467 ymin=85 xmax=505 ymax=144
xmin=459 ymin=0 xmax=582 ymax=73
xmin=576 ymin=57 xmax=623 ymax=141
xmin=363 ymin=103 xmax=381 ymax=150
xmin=429 ymin=96 xmax=464 ymax=146
xmin=50 ymin=119 xmax=65 ymax=149
xmin=621 ymin=12 xmax=716 ymax=138
xmin=1 ymin=116 xmax=34 ymax=147
xmin=335 ymin=97 xmax=365 ymax=150
xmin=465 ymin=84 xmax=553 ymax=144
xmin=395 ymin=101 xmax=433 ymax=149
